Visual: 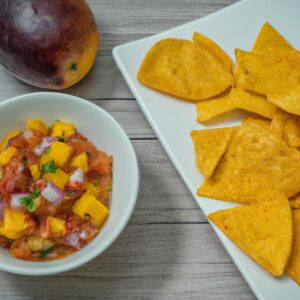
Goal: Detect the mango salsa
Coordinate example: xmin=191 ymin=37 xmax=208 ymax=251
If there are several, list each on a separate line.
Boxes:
xmin=70 ymin=152 xmax=88 ymax=173
xmin=27 ymin=119 xmax=48 ymax=135
xmin=51 ymin=120 xmax=75 ymax=139
xmin=0 ymin=130 xmax=20 ymax=152
xmin=73 ymin=193 xmax=109 ymax=226
xmin=41 ymin=141 xmax=73 ymax=168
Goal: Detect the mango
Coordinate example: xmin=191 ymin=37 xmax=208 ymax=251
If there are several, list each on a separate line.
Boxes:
xmin=51 ymin=120 xmax=76 ymax=139
xmin=73 ymin=193 xmax=109 ymax=226
xmin=0 ymin=146 xmax=17 ymax=165
xmin=41 ymin=141 xmax=73 ymax=168
xmin=27 ymin=119 xmax=48 ymax=135
xmin=84 ymin=182 xmax=100 ymax=197
xmin=48 ymin=217 xmax=66 ymax=236
xmin=29 ymin=164 xmax=41 ymax=181
xmin=44 ymin=168 xmax=69 ymax=190
xmin=0 ymin=0 xmax=98 ymax=90
xmin=3 ymin=209 xmax=28 ymax=232
xmin=70 ymin=152 xmax=88 ymax=173
xmin=1 ymin=130 xmax=20 ymax=152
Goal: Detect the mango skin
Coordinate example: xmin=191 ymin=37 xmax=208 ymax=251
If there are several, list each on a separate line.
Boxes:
xmin=0 ymin=0 xmax=98 ymax=89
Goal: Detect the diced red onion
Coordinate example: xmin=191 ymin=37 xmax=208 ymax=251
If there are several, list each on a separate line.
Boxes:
xmin=41 ymin=181 xmax=64 ymax=204
xmin=6 ymin=180 xmax=16 ymax=193
xmin=33 ymin=137 xmax=54 ymax=157
xmin=66 ymin=230 xmax=81 ymax=249
xmin=17 ymin=163 xmax=24 ymax=173
xmin=69 ymin=168 xmax=84 ymax=183
xmin=23 ymin=130 xmax=33 ymax=140
xmin=10 ymin=193 xmax=31 ymax=209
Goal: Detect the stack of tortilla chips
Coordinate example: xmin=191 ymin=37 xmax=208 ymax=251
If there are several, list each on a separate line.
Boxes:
xmin=138 ymin=23 xmax=300 ymax=284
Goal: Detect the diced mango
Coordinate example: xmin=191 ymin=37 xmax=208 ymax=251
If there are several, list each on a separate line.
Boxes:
xmin=0 ymin=130 xmax=20 ymax=152
xmin=29 ymin=164 xmax=40 ymax=181
xmin=40 ymin=141 xmax=73 ymax=168
xmin=48 ymin=217 xmax=66 ymax=236
xmin=0 ymin=146 xmax=17 ymax=165
xmin=84 ymin=182 xmax=100 ymax=197
xmin=0 ymin=226 xmax=22 ymax=240
xmin=3 ymin=209 xmax=28 ymax=232
xmin=51 ymin=120 xmax=75 ymax=138
xmin=70 ymin=152 xmax=88 ymax=173
xmin=73 ymin=193 xmax=109 ymax=226
xmin=44 ymin=168 xmax=69 ymax=190
xmin=27 ymin=119 xmax=48 ymax=135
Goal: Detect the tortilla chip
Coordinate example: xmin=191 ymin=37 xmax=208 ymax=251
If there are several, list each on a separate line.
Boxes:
xmin=198 ymin=122 xmax=300 ymax=203
xmin=242 ymin=117 xmax=271 ymax=130
xmin=290 ymin=196 xmax=300 ymax=209
xmin=193 ymin=32 xmax=232 ymax=72
xmin=286 ymin=209 xmax=300 ymax=284
xmin=252 ymin=22 xmax=294 ymax=54
xmin=196 ymin=93 xmax=236 ymax=123
xmin=268 ymin=92 xmax=300 ymax=117
xmin=137 ymin=38 xmax=233 ymax=101
xmin=270 ymin=110 xmax=300 ymax=148
xmin=209 ymin=191 xmax=292 ymax=277
xmin=190 ymin=127 xmax=236 ymax=178
xmin=234 ymin=49 xmax=300 ymax=99
xmin=230 ymin=88 xmax=277 ymax=119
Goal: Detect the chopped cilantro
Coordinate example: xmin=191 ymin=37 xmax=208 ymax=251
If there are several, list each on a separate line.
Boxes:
xmin=20 ymin=189 xmax=41 ymax=212
xmin=58 ymin=131 xmax=65 ymax=142
xmin=22 ymin=157 xmax=27 ymax=166
xmin=107 ymin=185 xmax=112 ymax=192
xmin=70 ymin=63 xmax=77 ymax=71
xmin=40 ymin=245 xmax=56 ymax=258
xmin=41 ymin=160 xmax=56 ymax=175
xmin=44 ymin=148 xmax=51 ymax=155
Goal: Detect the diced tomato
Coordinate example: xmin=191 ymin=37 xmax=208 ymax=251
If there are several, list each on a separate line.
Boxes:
xmin=65 ymin=181 xmax=83 ymax=191
xmin=25 ymin=149 xmax=40 ymax=167
xmin=8 ymin=134 xmax=28 ymax=149
xmin=10 ymin=237 xmax=32 ymax=259
xmin=25 ymin=130 xmax=44 ymax=147
xmin=68 ymin=139 xmax=97 ymax=158
xmin=90 ymin=152 xmax=112 ymax=175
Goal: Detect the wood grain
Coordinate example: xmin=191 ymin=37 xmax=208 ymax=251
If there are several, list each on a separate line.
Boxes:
xmin=0 ymin=0 xmax=255 ymax=299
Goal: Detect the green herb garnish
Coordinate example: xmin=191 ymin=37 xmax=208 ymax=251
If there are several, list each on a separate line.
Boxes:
xmin=20 ymin=189 xmax=41 ymax=212
xmin=40 ymin=245 xmax=56 ymax=258
xmin=70 ymin=63 xmax=77 ymax=71
xmin=22 ymin=157 xmax=27 ymax=166
xmin=58 ymin=131 xmax=65 ymax=142
xmin=41 ymin=160 xmax=56 ymax=175
xmin=107 ymin=185 xmax=112 ymax=192
xmin=44 ymin=148 xmax=51 ymax=155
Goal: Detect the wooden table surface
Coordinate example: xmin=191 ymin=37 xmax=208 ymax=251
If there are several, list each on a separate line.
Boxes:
xmin=0 ymin=0 xmax=256 ymax=299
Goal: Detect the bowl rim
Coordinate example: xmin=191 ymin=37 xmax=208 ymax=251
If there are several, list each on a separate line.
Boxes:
xmin=0 ymin=92 xmax=140 ymax=276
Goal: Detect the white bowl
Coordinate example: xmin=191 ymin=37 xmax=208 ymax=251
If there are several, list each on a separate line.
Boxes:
xmin=0 ymin=92 xmax=139 ymax=275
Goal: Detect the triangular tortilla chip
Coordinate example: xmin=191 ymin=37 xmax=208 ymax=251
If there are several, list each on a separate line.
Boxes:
xmin=286 ymin=209 xmax=300 ymax=284
xmin=137 ymin=38 xmax=233 ymax=101
xmin=230 ymin=88 xmax=278 ymax=119
xmin=209 ymin=192 xmax=292 ymax=277
xmin=198 ymin=122 xmax=300 ymax=203
xmin=196 ymin=93 xmax=236 ymax=123
xmin=242 ymin=117 xmax=271 ymax=130
xmin=193 ymin=32 xmax=232 ymax=72
xmin=268 ymin=92 xmax=300 ymax=117
xmin=252 ymin=22 xmax=294 ymax=54
xmin=190 ymin=127 xmax=236 ymax=178
xmin=270 ymin=110 xmax=300 ymax=148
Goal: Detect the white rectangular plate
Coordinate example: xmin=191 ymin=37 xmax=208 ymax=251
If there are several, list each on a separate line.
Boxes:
xmin=113 ymin=0 xmax=300 ymax=298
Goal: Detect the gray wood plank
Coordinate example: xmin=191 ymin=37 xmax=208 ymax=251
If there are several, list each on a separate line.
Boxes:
xmin=0 ymin=224 xmax=254 ymax=300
